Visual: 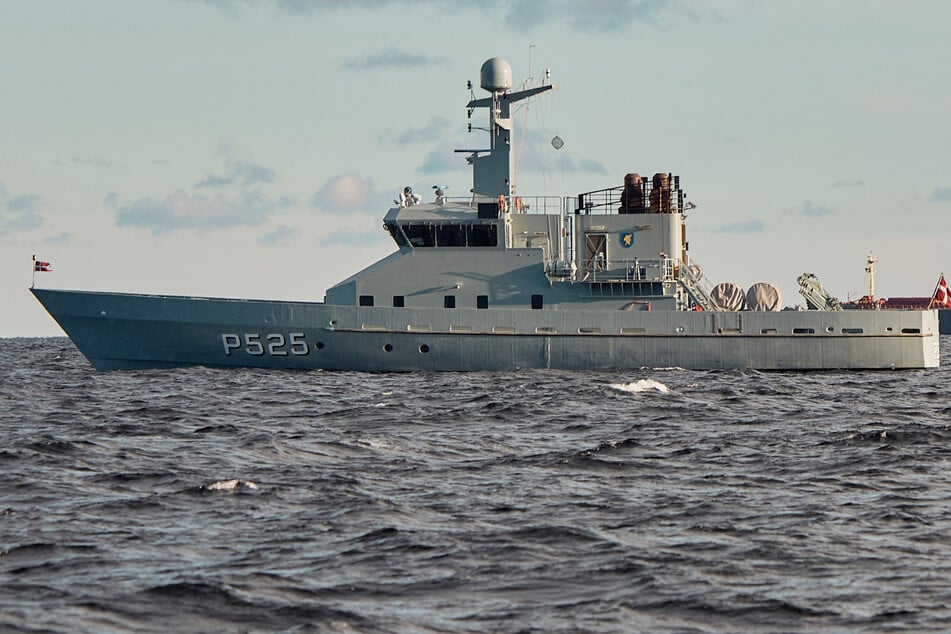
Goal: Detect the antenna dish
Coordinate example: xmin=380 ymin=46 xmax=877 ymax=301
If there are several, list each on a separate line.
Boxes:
xmin=551 ymin=136 xmax=564 ymax=150
xmin=480 ymin=58 xmax=512 ymax=92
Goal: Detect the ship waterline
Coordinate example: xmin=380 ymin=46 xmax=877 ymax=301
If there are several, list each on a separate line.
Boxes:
xmin=31 ymin=288 xmax=939 ymax=371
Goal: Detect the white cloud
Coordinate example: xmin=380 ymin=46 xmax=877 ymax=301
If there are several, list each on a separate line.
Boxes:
xmin=800 ymin=201 xmax=833 ymax=217
xmin=196 ymin=160 xmax=276 ymax=188
xmin=0 ymin=185 xmax=43 ymax=236
xmin=309 ymin=173 xmax=375 ymax=212
xmin=928 ymin=187 xmax=951 ymax=203
xmin=341 ymin=48 xmax=446 ymax=71
xmin=117 ymin=190 xmax=275 ymax=234
xmin=257 ymin=225 xmax=299 ymax=245
xmin=714 ymin=220 xmax=764 ymax=234
xmin=202 ymin=0 xmax=696 ymax=31
xmin=831 ymin=179 xmax=865 ymax=189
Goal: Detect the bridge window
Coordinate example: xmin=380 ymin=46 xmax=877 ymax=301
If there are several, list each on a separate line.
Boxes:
xmin=402 ymin=223 xmax=435 ymax=247
xmin=477 ymin=295 xmax=489 ymax=309
xmin=467 ymin=223 xmax=498 ymax=247
xmin=436 ymin=224 xmax=466 ymax=247
xmin=359 ymin=295 xmax=374 ymax=307
xmin=393 ymin=295 xmax=404 ymax=307
xmin=444 ymin=295 xmax=456 ymax=308
xmin=399 ymin=222 xmax=497 ymax=248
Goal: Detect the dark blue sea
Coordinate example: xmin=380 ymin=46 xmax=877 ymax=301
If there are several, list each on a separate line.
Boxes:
xmin=2 ymin=337 xmax=951 ymax=633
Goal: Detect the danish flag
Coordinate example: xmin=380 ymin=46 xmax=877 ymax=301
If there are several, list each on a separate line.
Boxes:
xmin=930 ymin=275 xmax=951 ymax=309
xmin=34 ymin=259 xmax=52 ymax=272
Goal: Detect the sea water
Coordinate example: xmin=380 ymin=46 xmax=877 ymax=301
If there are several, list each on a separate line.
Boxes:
xmin=2 ymin=337 xmax=951 ymax=632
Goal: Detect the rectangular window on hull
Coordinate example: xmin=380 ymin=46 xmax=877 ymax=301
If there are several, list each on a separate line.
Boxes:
xmin=531 ymin=294 xmax=543 ymax=309
xmin=393 ymin=295 xmax=405 ymax=307
xmin=359 ymin=295 xmax=374 ymax=307
xmin=477 ymin=295 xmax=489 ymax=309
xmin=444 ymin=295 xmax=456 ymax=309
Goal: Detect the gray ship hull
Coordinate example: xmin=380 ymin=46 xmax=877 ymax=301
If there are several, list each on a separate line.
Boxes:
xmin=32 ymin=288 xmax=940 ymax=371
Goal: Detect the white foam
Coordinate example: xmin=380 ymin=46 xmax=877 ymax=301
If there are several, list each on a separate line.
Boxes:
xmin=610 ymin=379 xmax=670 ymax=395
xmin=207 ymin=479 xmax=259 ymax=492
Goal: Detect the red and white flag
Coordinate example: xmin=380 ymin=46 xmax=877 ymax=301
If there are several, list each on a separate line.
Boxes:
xmin=930 ymin=274 xmax=951 ymax=308
xmin=34 ymin=259 xmax=52 ymax=272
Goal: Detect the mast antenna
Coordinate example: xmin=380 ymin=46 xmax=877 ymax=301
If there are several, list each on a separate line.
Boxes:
xmin=865 ymin=251 xmax=877 ymax=300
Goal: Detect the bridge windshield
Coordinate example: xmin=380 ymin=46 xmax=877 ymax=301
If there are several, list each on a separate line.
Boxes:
xmin=387 ymin=222 xmax=498 ymax=248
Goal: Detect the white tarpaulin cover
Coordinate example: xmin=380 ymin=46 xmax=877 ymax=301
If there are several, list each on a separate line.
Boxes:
xmin=745 ymin=282 xmax=783 ymax=311
xmin=710 ymin=282 xmax=746 ymax=311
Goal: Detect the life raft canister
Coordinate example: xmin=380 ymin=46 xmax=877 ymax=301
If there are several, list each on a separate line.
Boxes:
xmin=498 ymin=195 xmax=508 ymax=213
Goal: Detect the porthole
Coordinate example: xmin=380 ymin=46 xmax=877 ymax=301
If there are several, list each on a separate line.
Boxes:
xmin=885 ymin=326 xmax=893 ymax=332
xmin=419 ymin=344 xmax=430 ymax=354
xmin=826 ymin=326 xmax=834 ymax=333
xmin=315 ymin=341 xmax=325 ymax=350
xmin=384 ymin=343 xmax=393 ymax=352
xmin=676 ymin=326 xmax=685 ymax=333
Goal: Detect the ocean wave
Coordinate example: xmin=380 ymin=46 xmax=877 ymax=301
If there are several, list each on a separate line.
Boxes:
xmin=609 ymin=378 xmax=670 ymax=394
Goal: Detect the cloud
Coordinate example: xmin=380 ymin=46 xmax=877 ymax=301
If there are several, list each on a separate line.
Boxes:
xmin=309 ymin=173 xmax=377 ymax=212
xmin=103 ymin=192 xmax=119 ymax=208
xmin=800 ymin=201 xmax=833 ymax=217
xmin=928 ymin=187 xmax=951 ymax=203
xmin=54 ymin=156 xmax=114 ymax=168
xmin=714 ymin=220 xmax=764 ymax=234
xmin=341 ymin=48 xmax=446 ymax=71
xmin=117 ymin=190 xmax=275 ymax=234
xmin=831 ymin=179 xmax=865 ymax=188
xmin=202 ymin=0 xmax=696 ymax=31
xmin=549 ymin=156 xmax=608 ymax=174
xmin=200 ymin=0 xmax=397 ymax=15
xmin=257 ymin=225 xmax=299 ymax=245
xmin=418 ymin=143 xmax=470 ymax=174
xmin=395 ymin=117 xmax=451 ymax=146
xmin=196 ymin=160 xmax=276 ymax=188
xmin=0 ymin=186 xmax=43 ymax=236
xmin=502 ymin=0 xmax=693 ymax=31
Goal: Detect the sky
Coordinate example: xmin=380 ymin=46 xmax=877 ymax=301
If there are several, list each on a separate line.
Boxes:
xmin=3 ymin=0 xmax=951 ymax=337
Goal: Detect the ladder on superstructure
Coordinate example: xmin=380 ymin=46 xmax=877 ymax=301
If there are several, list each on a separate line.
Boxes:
xmin=678 ymin=262 xmax=718 ymax=311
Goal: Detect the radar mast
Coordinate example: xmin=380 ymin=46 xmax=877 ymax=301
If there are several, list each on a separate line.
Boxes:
xmin=463 ymin=57 xmax=553 ymax=199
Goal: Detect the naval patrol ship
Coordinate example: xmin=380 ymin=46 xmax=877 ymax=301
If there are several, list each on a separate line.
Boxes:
xmin=32 ymin=57 xmax=939 ymax=371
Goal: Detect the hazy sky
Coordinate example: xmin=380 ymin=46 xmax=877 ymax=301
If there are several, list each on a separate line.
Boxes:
xmin=3 ymin=0 xmax=951 ymax=337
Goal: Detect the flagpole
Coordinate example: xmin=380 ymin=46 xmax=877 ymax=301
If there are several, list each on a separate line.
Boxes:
xmin=31 ymin=254 xmax=36 ymax=289
xmin=927 ymin=272 xmax=944 ymax=310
